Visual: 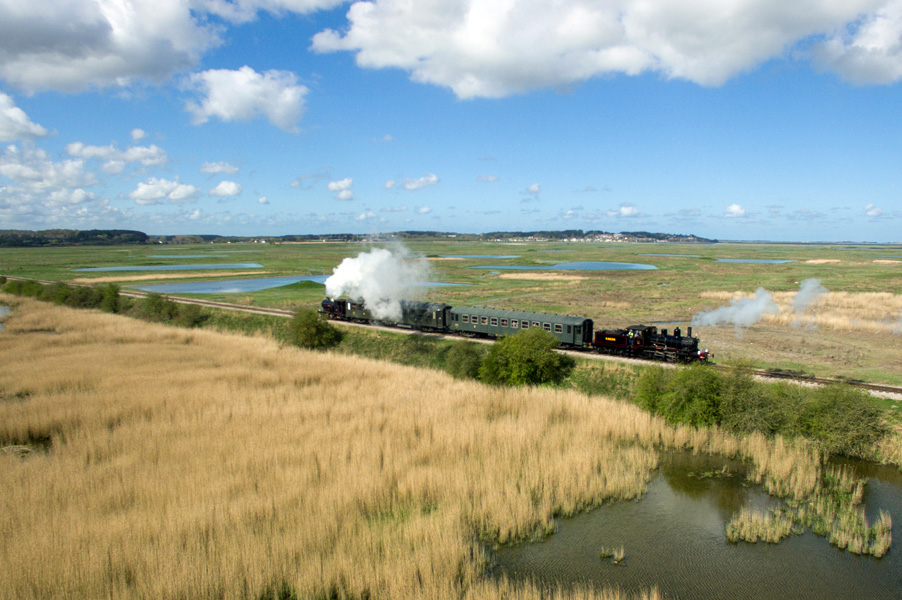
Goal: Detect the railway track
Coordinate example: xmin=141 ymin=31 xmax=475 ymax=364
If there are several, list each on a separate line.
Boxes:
xmin=4 ymin=275 xmax=902 ymax=398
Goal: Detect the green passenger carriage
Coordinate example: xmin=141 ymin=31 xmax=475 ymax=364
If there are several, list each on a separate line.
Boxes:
xmin=448 ymin=306 xmax=593 ymax=348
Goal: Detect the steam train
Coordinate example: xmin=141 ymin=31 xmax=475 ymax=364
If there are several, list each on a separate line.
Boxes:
xmin=320 ymin=298 xmax=711 ymax=363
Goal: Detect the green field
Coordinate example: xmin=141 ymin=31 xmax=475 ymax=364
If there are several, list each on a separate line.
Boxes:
xmin=2 ymin=239 xmax=902 ymax=383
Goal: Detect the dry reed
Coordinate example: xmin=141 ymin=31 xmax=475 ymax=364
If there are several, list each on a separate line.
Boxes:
xmin=700 ymin=290 xmax=902 ymax=335
xmin=0 ymin=294 xmax=859 ymax=598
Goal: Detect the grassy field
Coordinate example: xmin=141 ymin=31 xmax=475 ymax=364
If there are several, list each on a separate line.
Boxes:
xmin=2 ymin=239 xmax=902 ymax=382
xmin=1 ymin=296 xmax=852 ymax=600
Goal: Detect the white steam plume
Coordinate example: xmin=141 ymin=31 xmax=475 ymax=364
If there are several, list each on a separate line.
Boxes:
xmin=792 ymin=278 xmax=828 ymax=313
xmin=691 ymin=288 xmax=779 ymax=331
xmin=324 ymin=246 xmax=432 ymax=321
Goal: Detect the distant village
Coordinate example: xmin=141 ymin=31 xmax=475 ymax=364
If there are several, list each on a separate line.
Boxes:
xmin=0 ymin=228 xmax=716 ymax=247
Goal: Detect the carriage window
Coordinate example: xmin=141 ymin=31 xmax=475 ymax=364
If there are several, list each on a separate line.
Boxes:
xmin=490 ymin=317 xmax=498 ymax=326
xmin=481 ymin=317 xmax=488 ymax=325
xmin=500 ymin=319 xmax=508 ymax=327
xmin=543 ymin=323 xmax=551 ymax=332
xmin=521 ymin=321 xmax=529 ymax=329
xmin=511 ymin=320 xmax=519 ymax=328
xmin=567 ymin=325 xmax=571 ymax=334
xmin=462 ymin=314 xmax=469 ymax=323
xmin=554 ymin=324 xmax=563 ymax=333
xmin=533 ymin=322 xmax=540 ymax=329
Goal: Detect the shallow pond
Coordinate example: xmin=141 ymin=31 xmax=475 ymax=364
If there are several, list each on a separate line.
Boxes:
xmin=470 ymin=261 xmax=658 ymax=271
xmin=493 ymin=452 xmax=902 ymax=599
xmin=136 ymin=275 xmax=327 ymax=294
xmin=75 ymin=263 xmax=264 ymax=272
xmin=441 ymin=254 xmax=520 ymax=259
xmin=0 ymin=305 xmax=9 ymax=330
xmin=639 ymin=253 xmax=700 ymax=258
xmin=715 ymin=259 xmax=795 ymax=264
xmin=136 ymin=276 xmax=465 ymax=294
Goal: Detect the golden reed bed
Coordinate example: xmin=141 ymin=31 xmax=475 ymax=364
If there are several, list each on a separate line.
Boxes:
xmin=700 ymin=290 xmax=902 ymax=334
xmin=0 ymin=295 xmax=841 ymax=599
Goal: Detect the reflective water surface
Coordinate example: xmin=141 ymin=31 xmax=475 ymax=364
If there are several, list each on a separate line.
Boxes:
xmin=75 ymin=263 xmax=264 ymax=272
xmin=136 ymin=275 xmax=327 ymax=294
xmin=715 ymin=259 xmax=795 ymax=264
xmin=471 ymin=261 xmax=658 ymax=271
xmin=135 ymin=276 xmax=465 ymax=294
xmin=493 ymin=453 xmax=902 ymax=599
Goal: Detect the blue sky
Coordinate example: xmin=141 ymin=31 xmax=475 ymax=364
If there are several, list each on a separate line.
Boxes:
xmin=1 ymin=1 xmax=901 ymax=242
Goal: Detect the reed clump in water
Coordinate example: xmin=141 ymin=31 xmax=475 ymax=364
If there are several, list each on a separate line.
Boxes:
xmin=599 ymin=545 xmax=625 ymax=564
xmin=726 ymin=506 xmax=794 ymax=543
xmin=728 ymin=464 xmax=893 ymax=557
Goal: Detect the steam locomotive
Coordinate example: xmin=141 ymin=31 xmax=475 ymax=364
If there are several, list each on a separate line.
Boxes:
xmin=321 ymin=298 xmax=711 ymax=363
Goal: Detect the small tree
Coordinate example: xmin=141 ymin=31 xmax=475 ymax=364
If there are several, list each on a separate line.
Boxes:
xmin=444 ymin=341 xmax=486 ymax=380
xmin=289 ymin=308 xmax=342 ymax=350
xmin=479 ymin=327 xmax=574 ymax=386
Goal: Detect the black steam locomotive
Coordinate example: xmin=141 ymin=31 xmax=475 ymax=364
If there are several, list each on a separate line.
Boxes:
xmin=321 ymin=298 xmax=711 ymax=363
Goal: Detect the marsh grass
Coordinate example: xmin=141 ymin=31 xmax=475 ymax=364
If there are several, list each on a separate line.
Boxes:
xmin=0 ymin=295 xmax=891 ymax=599
xmin=701 ymin=290 xmax=902 ymax=335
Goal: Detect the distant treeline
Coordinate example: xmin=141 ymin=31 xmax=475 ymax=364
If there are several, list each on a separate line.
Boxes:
xmin=0 ymin=229 xmax=149 ymax=247
xmin=1 ymin=228 xmax=717 ymax=246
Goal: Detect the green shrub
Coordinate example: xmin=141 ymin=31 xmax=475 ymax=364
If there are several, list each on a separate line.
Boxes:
xmin=175 ymin=303 xmax=207 ymax=328
xmin=288 ymin=308 xmax=342 ymax=350
xmin=133 ymin=293 xmax=180 ymax=323
xmin=2 ymin=278 xmax=44 ymax=297
xmin=797 ymin=384 xmax=888 ymax=457
xmin=444 ymin=341 xmax=486 ymax=380
xmin=99 ymin=284 xmax=122 ymax=313
xmin=0 ymin=275 xmax=6 ymax=285
xmin=720 ymin=365 xmax=783 ymax=435
xmin=478 ymin=327 xmax=574 ymax=386
xmin=634 ymin=366 xmax=673 ymax=413
xmin=657 ymin=364 xmax=723 ymax=427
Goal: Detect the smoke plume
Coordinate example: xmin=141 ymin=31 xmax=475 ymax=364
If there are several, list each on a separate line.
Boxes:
xmin=791 ymin=278 xmax=828 ymax=313
xmin=691 ymin=287 xmax=779 ymax=330
xmin=324 ymin=246 xmax=432 ymax=320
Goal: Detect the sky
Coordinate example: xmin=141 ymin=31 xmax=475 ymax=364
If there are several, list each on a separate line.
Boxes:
xmin=1 ymin=1 xmax=901 ymax=242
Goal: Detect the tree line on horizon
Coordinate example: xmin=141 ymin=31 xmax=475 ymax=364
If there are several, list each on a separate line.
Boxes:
xmin=0 ymin=228 xmax=717 ymax=247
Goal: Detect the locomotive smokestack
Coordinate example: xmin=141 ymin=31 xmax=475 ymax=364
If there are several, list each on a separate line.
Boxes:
xmin=688 ymin=326 xmax=693 ymax=338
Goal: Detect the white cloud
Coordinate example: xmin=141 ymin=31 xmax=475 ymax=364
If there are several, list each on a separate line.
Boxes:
xmin=417 ymin=206 xmax=432 ymax=214
xmin=200 ymin=161 xmax=239 ymax=174
xmin=381 ymin=204 xmax=407 ymax=212
xmin=0 ymin=0 xmax=221 ymax=93
xmin=209 ymin=180 xmax=243 ymax=197
xmin=526 ymin=183 xmax=541 ymax=195
xmin=357 ymin=210 xmax=377 ymax=220
xmin=128 ymin=177 xmax=199 ymax=205
xmin=0 ymin=142 xmax=133 ymax=229
xmin=865 ymin=203 xmax=884 ymax=217
xmin=130 ymin=129 xmax=146 ymax=142
xmin=725 ymin=203 xmax=747 ymax=218
xmin=0 ymin=93 xmax=48 ymax=141
xmin=311 ymin=0 xmax=899 ymax=98
xmin=606 ymin=203 xmax=638 ymax=217
xmin=65 ymin=141 xmax=169 ymax=174
xmin=257 ymin=196 xmax=269 ymax=204
xmin=0 ymin=143 xmax=96 ymax=193
xmin=813 ymin=2 xmax=902 ymax=84
xmin=328 ymin=177 xmax=354 ymax=200
xmin=477 ymin=175 xmax=499 ymax=182
xmin=185 ymin=66 xmax=308 ymax=132
xmin=403 ymin=173 xmax=439 ymax=190
xmin=384 ymin=180 xmax=396 ymax=189
xmin=195 ymin=0 xmax=346 ymax=24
